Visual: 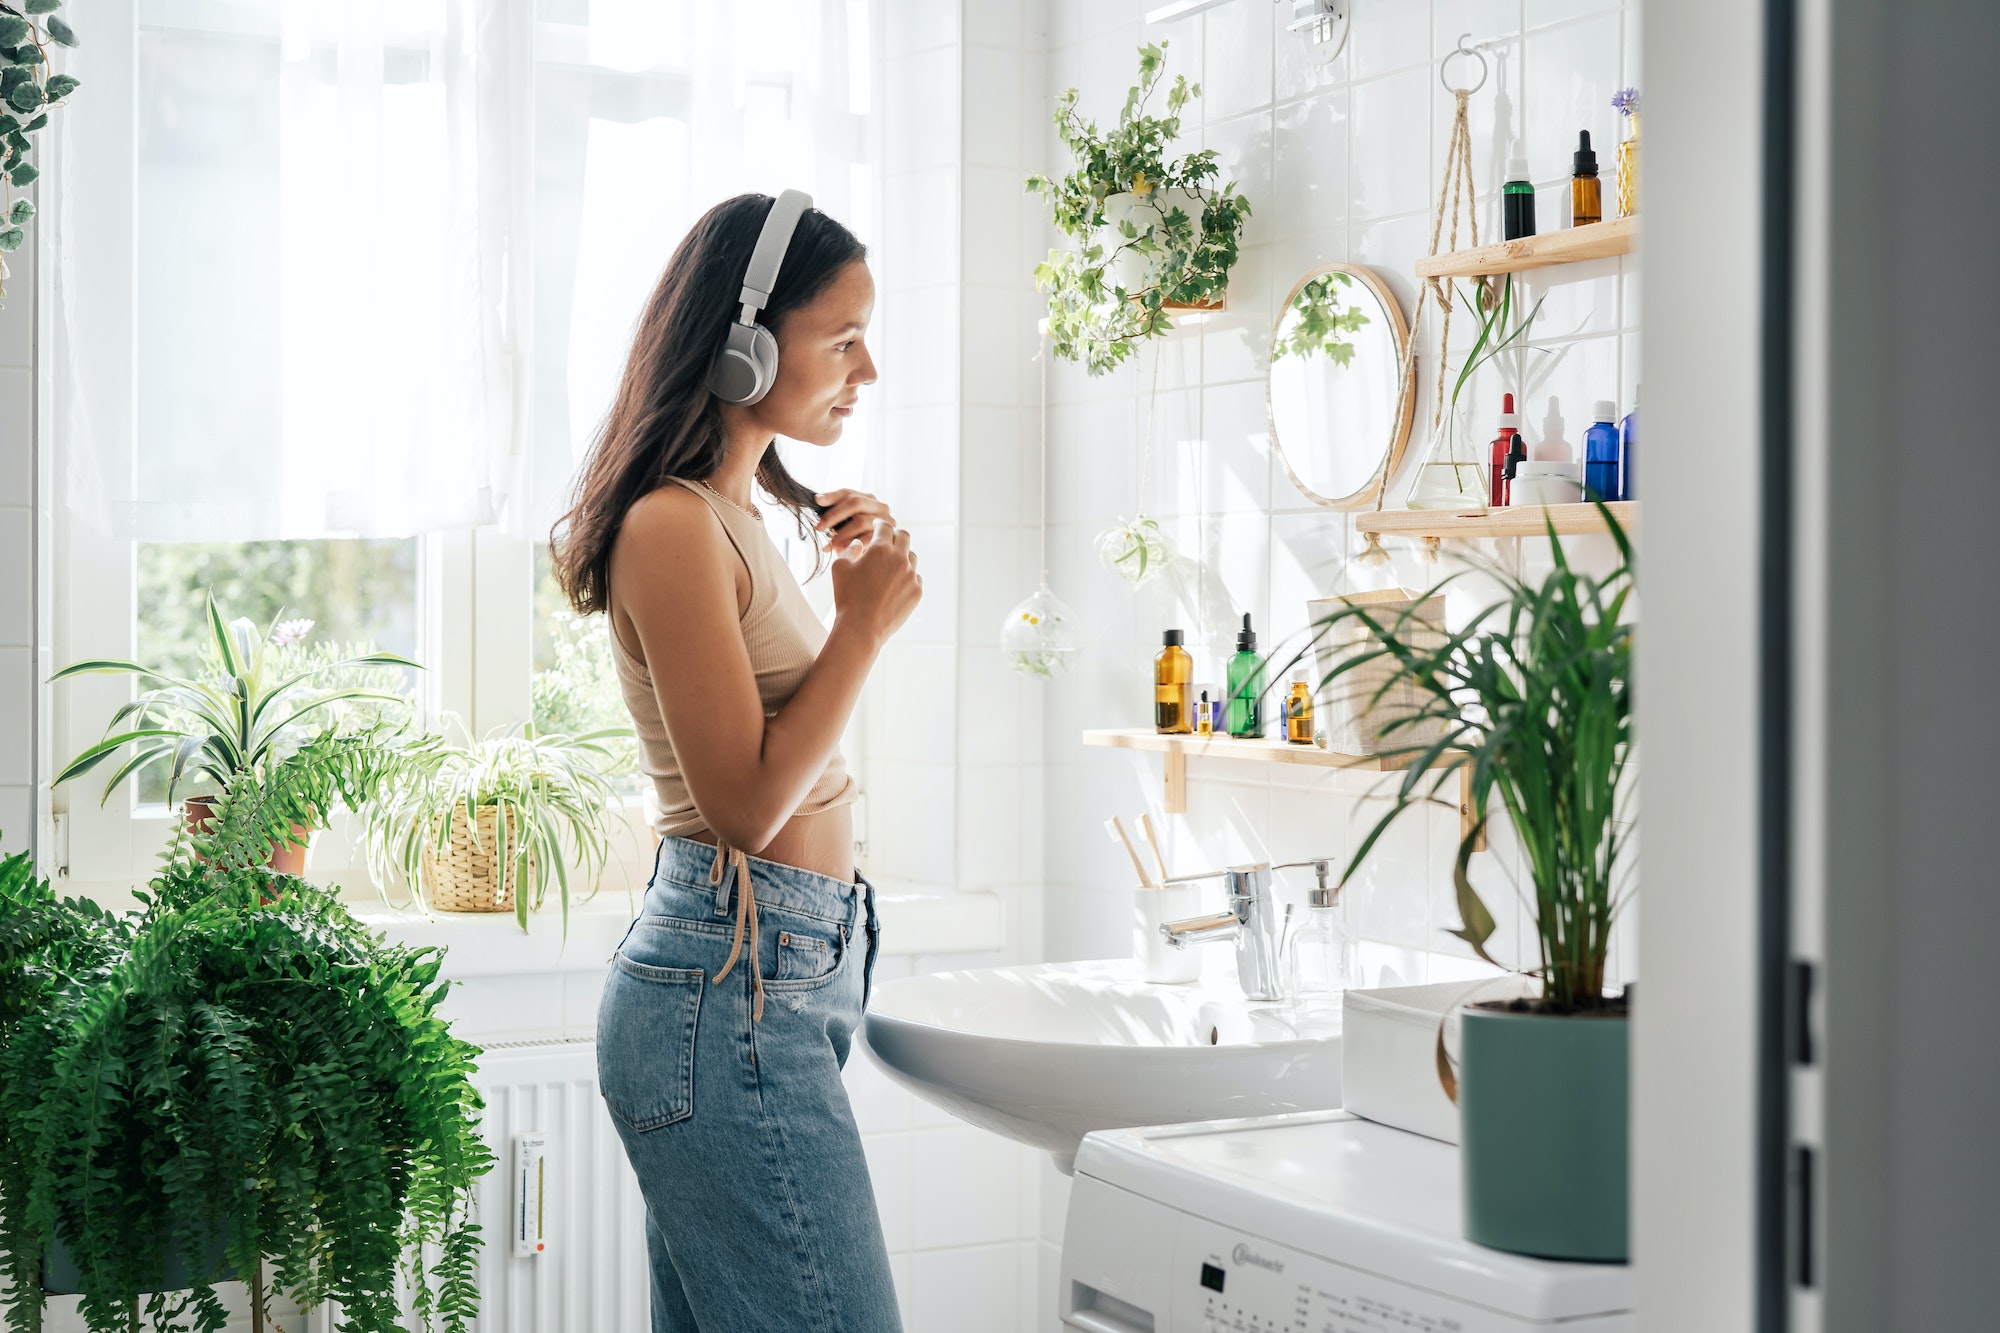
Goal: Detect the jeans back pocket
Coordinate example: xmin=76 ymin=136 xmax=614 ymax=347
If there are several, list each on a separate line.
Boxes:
xmin=597 ymin=953 xmax=703 ymax=1132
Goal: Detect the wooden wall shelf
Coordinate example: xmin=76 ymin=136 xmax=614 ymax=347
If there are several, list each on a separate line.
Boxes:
xmin=1357 ymin=501 xmax=1637 ymax=541
xmin=1082 ymin=728 xmax=1482 ymax=848
xmin=1415 ymin=215 xmax=1638 ymax=279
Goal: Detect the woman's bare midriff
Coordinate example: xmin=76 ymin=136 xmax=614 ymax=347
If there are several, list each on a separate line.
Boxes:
xmin=683 ymin=803 xmax=856 ymax=884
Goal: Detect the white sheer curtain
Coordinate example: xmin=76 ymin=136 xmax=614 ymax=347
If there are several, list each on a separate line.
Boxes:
xmin=118 ymin=0 xmax=518 ymax=542
xmin=522 ymin=0 xmax=877 ymax=549
xmin=271 ymin=0 xmax=519 ymax=537
xmin=94 ymin=0 xmax=873 ymax=543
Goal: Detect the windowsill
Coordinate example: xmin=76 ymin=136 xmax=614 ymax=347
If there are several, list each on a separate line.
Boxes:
xmin=349 ymin=887 xmax=1006 ymax=974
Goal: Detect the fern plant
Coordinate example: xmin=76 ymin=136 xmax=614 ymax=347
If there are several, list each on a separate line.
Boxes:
xmin=0 ymin=753 xmax=494 ymax=1333
xmin=1026 ymin=41 xmax=1251 ymax=374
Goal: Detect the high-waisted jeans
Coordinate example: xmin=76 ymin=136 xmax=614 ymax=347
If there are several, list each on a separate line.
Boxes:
xmin=597 ymin=835 xmax=901 ymax=1332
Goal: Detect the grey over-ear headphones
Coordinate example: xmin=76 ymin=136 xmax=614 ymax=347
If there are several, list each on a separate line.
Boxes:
xmin=707 ymin=188 xmax=813 ymax=406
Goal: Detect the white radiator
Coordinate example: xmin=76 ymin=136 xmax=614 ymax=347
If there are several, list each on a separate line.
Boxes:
xmin=309 ymin=1036 xmax=653 ymax=1332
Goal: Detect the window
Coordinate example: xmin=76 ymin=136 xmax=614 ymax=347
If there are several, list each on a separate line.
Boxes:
xmin=56 ymin=0 xmax=879 ymax=889
xmin=132 ymin=538 xmax=421 ymax=806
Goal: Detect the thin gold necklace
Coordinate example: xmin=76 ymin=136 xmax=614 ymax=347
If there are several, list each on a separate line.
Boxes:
xmin=698 ymin=478 xmax=762 ymax=521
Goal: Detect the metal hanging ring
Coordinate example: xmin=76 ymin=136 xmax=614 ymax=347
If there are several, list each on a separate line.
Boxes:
xmin=1438 ymin=34 xmax=1489 ymax=95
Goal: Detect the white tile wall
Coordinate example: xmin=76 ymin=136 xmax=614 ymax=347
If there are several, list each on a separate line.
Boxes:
xmin=0 ymin=217 xmax=35 ymax=860
xmin=854 ymin=3 xmax=1057 ymax=1327
xmin=1022 ymin=2 xmax=1641 ymax=1323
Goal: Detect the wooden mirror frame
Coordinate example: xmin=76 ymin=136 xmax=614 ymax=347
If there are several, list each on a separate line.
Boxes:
xmin=1265 ymin=263 xmax=1417 ymax=511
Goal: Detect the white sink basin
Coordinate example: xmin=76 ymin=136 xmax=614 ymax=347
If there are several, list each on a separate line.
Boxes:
xmin=860 ymin=959 xmax=1343 ymax=1173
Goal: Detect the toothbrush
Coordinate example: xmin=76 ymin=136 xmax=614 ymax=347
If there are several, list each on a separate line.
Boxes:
xmin=1138 ymin=813 xmax=1170 ymax=885
xmin=1105 ymin=817 xmax=1157 ymax=888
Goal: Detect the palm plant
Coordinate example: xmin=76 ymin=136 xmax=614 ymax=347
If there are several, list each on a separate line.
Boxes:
xmin=0 ymin=757 xmax=492 ymax=1333
xmin=362 ymin=717 xmax=632 ymax=934
xmin=49 ymin=596 xmax=419 ymax=812
xmin=1287 ymin=512 xmax=1635 ymax=1011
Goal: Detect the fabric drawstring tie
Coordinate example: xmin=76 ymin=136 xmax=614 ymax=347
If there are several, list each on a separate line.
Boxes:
xmin=709 ymin=842 xmax=765 ymax=1022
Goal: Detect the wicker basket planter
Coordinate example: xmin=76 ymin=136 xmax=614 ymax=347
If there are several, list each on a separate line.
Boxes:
xmin=422 ymin=805 xmax=536 ymax=913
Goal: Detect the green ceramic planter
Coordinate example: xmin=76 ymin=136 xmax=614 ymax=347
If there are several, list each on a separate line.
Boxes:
xmin=1459 ymin=1003 xmax=1629 ymax=1262
xmin=42 ymin=1225 xmax=237 ymax=1296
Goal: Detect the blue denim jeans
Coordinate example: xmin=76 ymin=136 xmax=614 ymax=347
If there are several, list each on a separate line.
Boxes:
xmin=597 ymin=835 xmax=898 ymax=1332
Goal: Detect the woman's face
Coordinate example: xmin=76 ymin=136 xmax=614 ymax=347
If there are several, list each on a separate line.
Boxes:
xmin=736 ymin=257 xmax=877 ymax=448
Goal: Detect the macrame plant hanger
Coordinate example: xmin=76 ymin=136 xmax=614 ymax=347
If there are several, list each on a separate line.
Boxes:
xmin=1000 ymin=322 xmax=1082 ymax=677
xmin=1382 ymin=34 xmax=1503 ymax=557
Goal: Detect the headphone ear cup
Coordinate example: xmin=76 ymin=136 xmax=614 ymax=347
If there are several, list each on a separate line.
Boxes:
xmin=708 ymin=321 xmax=781 ymax=405
xmin=740 ymin=322 xmax=779 ymax=405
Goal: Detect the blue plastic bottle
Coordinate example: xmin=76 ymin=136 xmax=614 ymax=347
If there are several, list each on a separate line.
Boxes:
xmin=1620 ymin=386 xmax=1639 ymax=499
xmin=1584 ymin=400 xmax=1620 ymax=502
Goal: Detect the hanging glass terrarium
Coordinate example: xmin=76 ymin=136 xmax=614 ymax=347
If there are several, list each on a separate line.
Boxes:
xmin=1003 ymin=321 xmax=1084 ymax=679
xmin=1001 ymin=579 xmax=1081 ymax=678
xmin=1404 ymin=399 xmax=1488 ymax=511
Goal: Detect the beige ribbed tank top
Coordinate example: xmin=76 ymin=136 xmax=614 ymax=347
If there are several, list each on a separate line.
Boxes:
xmin=609 ymin=477 xmax=858 ymax=840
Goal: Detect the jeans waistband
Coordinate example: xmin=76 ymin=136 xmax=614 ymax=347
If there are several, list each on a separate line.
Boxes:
xmin=648 ymin=835 xmax=868 ymax=928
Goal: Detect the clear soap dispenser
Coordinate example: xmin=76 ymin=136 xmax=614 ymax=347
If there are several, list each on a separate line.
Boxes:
xmin=1289 ymin=862 xmax=1353 ymax=1005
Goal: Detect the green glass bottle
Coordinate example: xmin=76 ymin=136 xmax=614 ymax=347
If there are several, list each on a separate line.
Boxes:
xmin=1226 ymin=613 xmax=1264 ymax=738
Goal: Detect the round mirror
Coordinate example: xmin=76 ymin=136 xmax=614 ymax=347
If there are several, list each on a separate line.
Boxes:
xmin=1266 ymin=264 xmax=1415 ymax=509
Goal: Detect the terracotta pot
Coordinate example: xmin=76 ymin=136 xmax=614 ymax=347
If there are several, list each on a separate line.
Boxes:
xmin=182 ymin=795 xmax=314 ymax=877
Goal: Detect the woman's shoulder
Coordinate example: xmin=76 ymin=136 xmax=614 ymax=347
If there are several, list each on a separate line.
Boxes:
xmin=617 ymin=480 xmax=723 ymax=549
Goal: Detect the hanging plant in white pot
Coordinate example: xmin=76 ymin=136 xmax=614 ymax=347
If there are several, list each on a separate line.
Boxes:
xmin=1025 ymin=41 xmax=1252 ymax=376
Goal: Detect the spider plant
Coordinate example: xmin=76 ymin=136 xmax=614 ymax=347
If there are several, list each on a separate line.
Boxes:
xmin=48 ymin=596 xmax=419 ymax=811
xmin=361 ymin=717 xmax=633 ymax=934
xmin=1282 ymin=509 xmax=1635 ymax=1011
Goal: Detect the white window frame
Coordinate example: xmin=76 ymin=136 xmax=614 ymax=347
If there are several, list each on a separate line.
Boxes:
xmin=50 ymin=1 xmax=879 ymax=899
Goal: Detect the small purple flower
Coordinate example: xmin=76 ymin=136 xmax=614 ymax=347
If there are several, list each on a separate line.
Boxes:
xmin=271 ymin=618 xmax=315 ymax=648
xmin=1611 ymin=87 xmax=1640 ymax=117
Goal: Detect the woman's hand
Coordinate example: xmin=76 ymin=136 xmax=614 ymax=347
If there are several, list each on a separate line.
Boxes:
xmin=814 ymin=489 xmax=897 ymax=554
xmin=828 ymin=521 xmax=922 ymax=648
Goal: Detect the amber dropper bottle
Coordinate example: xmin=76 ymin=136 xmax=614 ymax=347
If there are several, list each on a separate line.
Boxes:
xmin=1571 ymin=130 xmax=1602 ymax=226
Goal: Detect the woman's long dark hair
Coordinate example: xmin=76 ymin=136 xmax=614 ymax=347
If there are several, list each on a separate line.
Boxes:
xmin=550 ymin=193 xmax=867 ymax=616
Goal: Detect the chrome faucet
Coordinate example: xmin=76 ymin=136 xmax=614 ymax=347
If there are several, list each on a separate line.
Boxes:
xmin=1159 ymin=858 xmax=1335 ymax=1001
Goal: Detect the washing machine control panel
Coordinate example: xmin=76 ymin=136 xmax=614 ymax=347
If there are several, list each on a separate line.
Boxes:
xmin=1175 ymin=1216 xmax=1511 ymax=1333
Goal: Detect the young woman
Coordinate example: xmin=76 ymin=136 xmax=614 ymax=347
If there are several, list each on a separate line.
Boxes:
xmin=551 ymin=193 xmax=918 ymax=1332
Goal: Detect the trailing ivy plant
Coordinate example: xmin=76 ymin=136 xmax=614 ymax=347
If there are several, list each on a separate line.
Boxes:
xmin=1025 ymin=42 xmax=1251 ymax=375
xmin=0 ymin=746 xmax=494 ymax=1333
xmin=0 ymin=0 xmax=81 ymax=298
xmin=1273 ymin=271 xmax=1370 ymax=366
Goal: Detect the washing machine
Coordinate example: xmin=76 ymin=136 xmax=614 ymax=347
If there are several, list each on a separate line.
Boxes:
xmin=1058 ymin=1108 xmax=1631 ymax=1332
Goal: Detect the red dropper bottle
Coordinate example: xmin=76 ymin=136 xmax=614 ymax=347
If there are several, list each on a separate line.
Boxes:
xmin=1489 ymin=393 xmax=1520 ymax=507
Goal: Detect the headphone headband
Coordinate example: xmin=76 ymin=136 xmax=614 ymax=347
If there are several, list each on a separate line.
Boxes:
xmin=709 ymin=188 xmax=813 ymax=406
xmin=738 ymin=189 xmax=813 ymax=319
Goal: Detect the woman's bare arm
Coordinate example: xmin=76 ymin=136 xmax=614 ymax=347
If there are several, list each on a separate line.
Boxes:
xmin=611 ymin=486 xmax=920 ymax=853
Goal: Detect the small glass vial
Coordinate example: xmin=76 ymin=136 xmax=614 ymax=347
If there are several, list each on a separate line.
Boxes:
xmin=1571 ymin=130 xmax=1602 ymax=226
xmin=1284 ymin=679 xmax=1314 ymax=745
xmin=1290 ymin=870 xmax=1352 ymax=1003
xmin=1154 ymin=629 xmax=1192 ymax=734
xmin=1195 ymin=689 xmax=1214 ymax=736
